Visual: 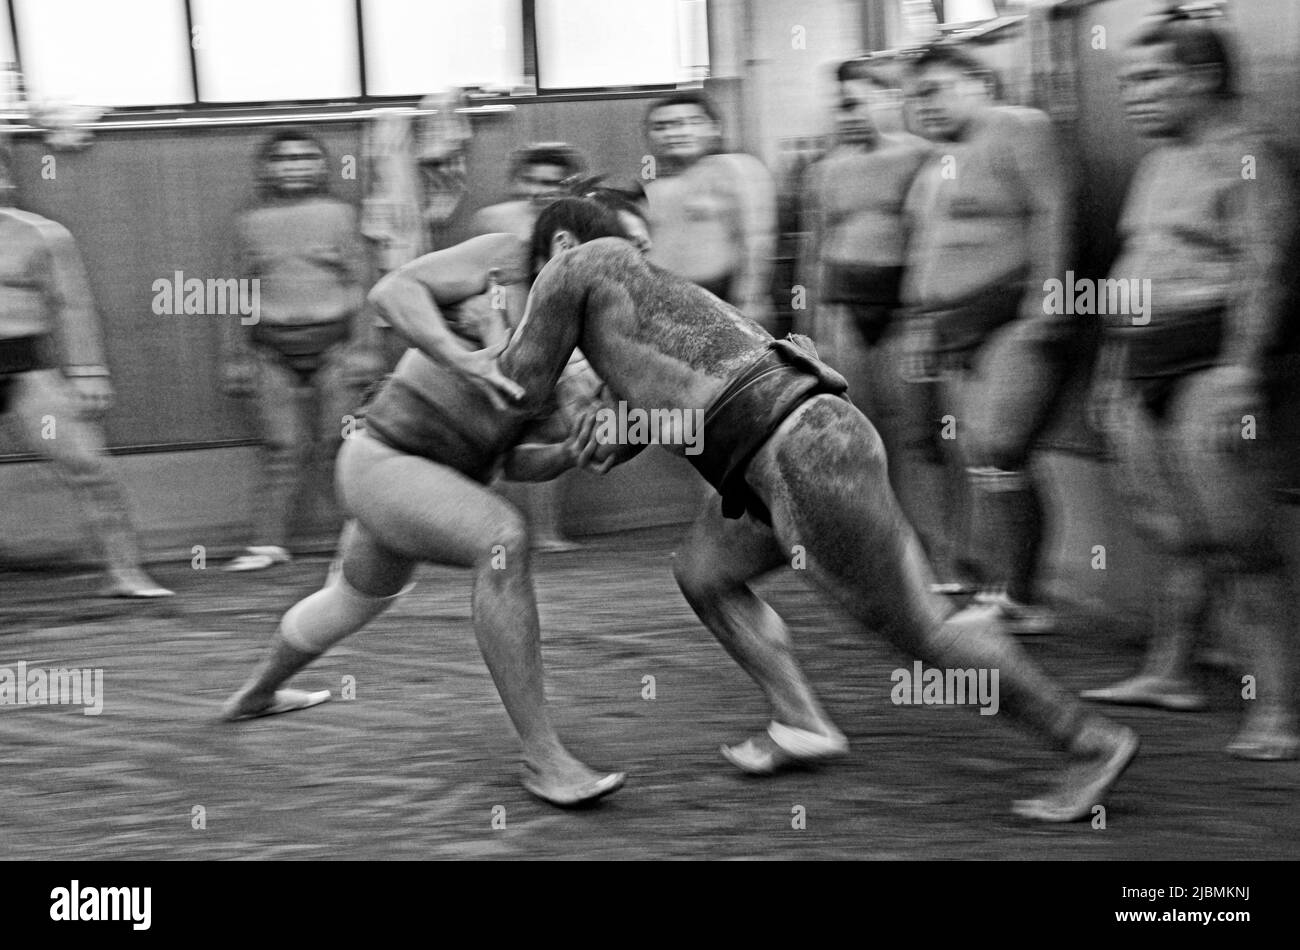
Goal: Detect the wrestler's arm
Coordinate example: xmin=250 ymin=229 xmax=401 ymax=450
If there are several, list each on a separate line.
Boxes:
xmin=36 ymin=218 xmax=114 ymax=414
xmin=1209 ymin=145 xmax=1297 ymax=449
xmin=796 ymin=159 xmax=825 ymax=335
xmin=1220 ymin=147 xmax=1295 ymax=378
xmin=504 ymin=406 xmax=642 ymax=480
xmin=720 ymin=155 xmax=779 ymax=321
xmin=335 ymin=202 xmax=373 ymax=337
xmin=554 ymin=355 xmax=647 ymax=471
xmin=501 ymin=390 xmax=606 ymax=481
xmin=1008 ymin=112 xmax=1072 ymax=326
xmin=368 ymin=233 xmax=524 ymax=398
xmin=501 ymin=442 xmax=576 ymax=481
xmin=218 ymin=215 xmax=259 ymax=396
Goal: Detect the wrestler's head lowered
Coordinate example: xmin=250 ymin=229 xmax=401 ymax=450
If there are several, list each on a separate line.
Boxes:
xmin=502 ymin=195 xmax=783 ymax=474
xmin=511 ymin=194 xmax=653 ymax=468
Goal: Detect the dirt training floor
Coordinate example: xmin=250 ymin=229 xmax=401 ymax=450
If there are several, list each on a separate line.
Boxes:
xmin=1 ymin=526 xmax=1296 ymax=860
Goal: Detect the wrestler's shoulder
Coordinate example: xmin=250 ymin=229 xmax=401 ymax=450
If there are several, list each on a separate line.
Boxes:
xmin=569 ymin=236 xmax=643 ymax=267
xmin=470 ymin=201 xmax=530 ymax=238
xmin=1203 ymin=120 xmax=1288 ymax=166
xmin=308 ymin=194 xmax=357 ymax=216
xmin=988 ymin=105 xmax=1055 ymax=138
xmin=0 ymin=207 xmax=76 ymax=252
xmin=881 ymin=131 xmax=935 ymax=160
xmin=698 ymin=151 xmax=774 ymax=183
xmin=457 ymin=231 xmax=530 ymax=278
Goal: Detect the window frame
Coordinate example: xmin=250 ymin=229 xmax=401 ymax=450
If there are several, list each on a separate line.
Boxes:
xmin=1 ymin=0 xmax=707 ymax=116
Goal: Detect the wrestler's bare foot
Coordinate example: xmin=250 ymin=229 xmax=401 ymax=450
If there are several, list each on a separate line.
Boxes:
xmin=521 ymin=753 xmax=625 ymax=807
xmin=1081 ymin=674 xmax=1207 ymax=711
xmin=221 ymin=686 xmax=331 ymax=722
xmin=721 ymin=722 xmax=848 ymax=776
xmin=1012 ymin=718 xmax=1139 ymax=822
xmin=99 ymin=568 xmax=174 ymax=599
xmin=1227 ymin=710 xmax=1299 ymax=761
xmin=531 ymin=537 xmax=583 ymax=554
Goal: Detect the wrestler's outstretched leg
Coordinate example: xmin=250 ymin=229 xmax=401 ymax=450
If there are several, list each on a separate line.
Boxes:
xmin=222 ymin=519 xmax=412 ymax=720
xmin=750 ymin=396 xmax=1138 ymax=821
xmin=327 ymin=430 xmax=621 ymax=804
xmin=673 ymin=497 xmax=846 ymax=773
xmin=1227 ymin=570 xmax=1298 ymax=759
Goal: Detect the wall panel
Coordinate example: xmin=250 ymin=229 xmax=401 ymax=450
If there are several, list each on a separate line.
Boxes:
xmin=4 ymin=96 xmax=660 ymax=452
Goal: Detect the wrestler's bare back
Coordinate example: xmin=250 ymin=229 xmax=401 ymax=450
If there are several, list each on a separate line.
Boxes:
xmin=504 ymin=237 xmax=772 ymax=455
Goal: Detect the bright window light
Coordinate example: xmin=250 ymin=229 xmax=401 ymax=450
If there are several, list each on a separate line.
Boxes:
xmin=363 ymin=0 xmax=524 ymax=95
xmin=536 ymin=0 xmax=707 ymax=89
xmin=942 ymin=0 xmax=998 ymax=24
xmin=13 ymin=0 xmax=192 ymax=107
xmin=0 ymin=4 xmax=15 ymax=71
xmin=192 ymin=0 xmax=360 ymax=103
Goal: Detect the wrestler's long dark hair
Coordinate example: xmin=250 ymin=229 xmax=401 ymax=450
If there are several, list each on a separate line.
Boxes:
xmin=529 ymin=197 xmax=629 ymax=279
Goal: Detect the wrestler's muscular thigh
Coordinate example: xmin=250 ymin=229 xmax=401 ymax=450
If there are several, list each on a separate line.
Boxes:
xmin=748 ymin=395 xmax=951 ymax=649
xmin=676 ymin=495 xmax=787 ymax=592
xmin=336 ymin=432 xmax=524 ymax=581
xmin=674 ymin=480 xmax=841 ymax=731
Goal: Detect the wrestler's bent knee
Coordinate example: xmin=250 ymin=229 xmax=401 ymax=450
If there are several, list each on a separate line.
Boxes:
xmin=481 ymin=514 xmax=531 ymax=569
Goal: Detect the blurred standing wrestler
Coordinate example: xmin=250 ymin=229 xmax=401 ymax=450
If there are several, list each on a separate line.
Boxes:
xmin=0 ymin=139 xmax=171 ymax=598
xmin=223 ymin=200 xmax=638 ymax=807
xmin=901 ymin=46 xmax=1074 ymax=628
xmin=221 ymin=130 xmax=379 ymax=572
xmin=642 ymin=91 xmax=778 ymax=331
xmin=469 ymin=142 xmax=587 ymax=552
xmin=800 ymin=55 xmax=935 ymax=561
xmin=1082 ymin=17 xmax=1297 ymax=759
xmin=468 ymin=142 xmax=585 ymax=240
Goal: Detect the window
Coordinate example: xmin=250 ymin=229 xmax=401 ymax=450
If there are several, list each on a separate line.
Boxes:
xmin=0 ymin=0 xmax=711 ymax=109
xmin=12 ymin=0 xmax=193 ymax=107
xmin=191 ymin=0 xmax=360 ymax=103
xmin=894 ymin=0 xmax=942 ymax=46
xmin=0 ymin=3 xmax=15 ymax=73
xmin=362 ymin=0 xmax=524 ymax=96
xmin=536 ymin=0 xmax=708 ymax=90
xmin=940 ymin=1 xmax=999 ymax=25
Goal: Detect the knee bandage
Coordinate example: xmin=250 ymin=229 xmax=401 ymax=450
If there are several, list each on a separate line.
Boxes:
xmin=280 ymin=567 xmax=413 ymax=654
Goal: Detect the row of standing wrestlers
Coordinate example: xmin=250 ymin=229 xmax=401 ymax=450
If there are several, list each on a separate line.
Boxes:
xmin=0 ymin=15 xmax=1294 ymax=759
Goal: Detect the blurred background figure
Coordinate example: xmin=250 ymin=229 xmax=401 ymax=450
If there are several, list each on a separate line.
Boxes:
xmin=469 ymin=142 xmax=586 ymax=239
xmin=1082 ymin=15 xmax=1297 ymax=760
xmin=901 ymin=46 xmax=1073 ymax=631
xmin=221 ymin=129 xmax=376 ymax=572
xmin=469 ymin=142 xmax=589 ymax=553
xmin=642 ymin=91 xmax=778 ymax=331
xmin=0 ymin=138 xmax=171 ymax=598
xmin=799 ymin=54 xmax=934 ymax=556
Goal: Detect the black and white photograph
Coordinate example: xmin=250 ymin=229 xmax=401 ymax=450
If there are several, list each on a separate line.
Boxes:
xmin=0 ymin=0 xmax=1295 ymax=914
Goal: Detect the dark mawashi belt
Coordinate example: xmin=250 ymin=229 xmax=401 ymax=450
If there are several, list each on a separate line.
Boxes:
xmin=691 ymin=336 xmax=849 ymax=523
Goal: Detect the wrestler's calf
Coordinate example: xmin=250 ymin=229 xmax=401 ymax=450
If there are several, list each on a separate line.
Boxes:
xmin=749 ymin=395 xmax=1137 ymax=818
